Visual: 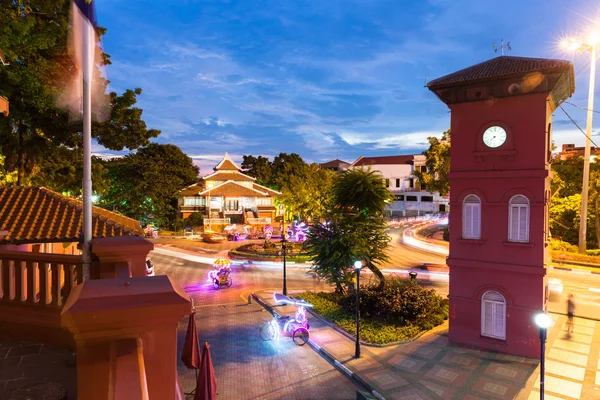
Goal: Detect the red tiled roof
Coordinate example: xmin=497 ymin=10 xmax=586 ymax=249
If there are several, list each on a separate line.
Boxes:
xmin=0 ymin=186 xmax=143 ymax=245
xmin=198 ymin=181 xmax=272 ymax=197
xmin=213 ymin=153 xmax=241 ymax=171
xmin=320 ymin=159 xmax=351 ymax=168
xmin=353 ymin=155 xmax=415 ymax=167
xmin=180 ymin=183 xmax=203 ymax=196
xmin=427 ymin=56 xmax=572 ymax=89
xmin=203 ymin=170 xmax=256 ymax=182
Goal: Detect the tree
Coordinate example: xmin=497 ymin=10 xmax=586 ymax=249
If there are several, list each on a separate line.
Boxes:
xmin=101 ymin=144 xmax=199 ymax=226
xmin=413 ymin=129 xmax=450 ymax=197
xmin=0 ymin=1 xmax=160 ymax=185
xmin=305 ymin=169 xmax=391 ymax=292
xmin=241 ymin=155 xmax=272 ymax=186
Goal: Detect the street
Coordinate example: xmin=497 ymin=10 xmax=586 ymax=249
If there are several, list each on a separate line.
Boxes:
xmin=148 ymin=249 xmax=359 ymax=400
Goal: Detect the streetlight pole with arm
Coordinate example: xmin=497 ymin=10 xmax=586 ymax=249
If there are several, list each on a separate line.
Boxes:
xmin=354 ymin=260 xmax=363 ymax=358
xmin=563 ymin=32 xmax=598 ymax=253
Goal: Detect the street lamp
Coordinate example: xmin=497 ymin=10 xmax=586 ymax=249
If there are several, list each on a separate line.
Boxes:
xmin=562 ymin=31 xmax=599 ymax=254
xmin=282 ymin=234 xmax=288 ymax=296
xmin=535 ymin=312 xmax=552 ymax=400
xmin=354 ymin=260 xmax=363 ymax=358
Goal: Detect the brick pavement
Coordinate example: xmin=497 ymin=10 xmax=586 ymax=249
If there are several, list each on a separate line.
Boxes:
xmin=0 ymin=338 xmax=76 ymax=399
xmin=255 ymin=290 xmax=600 ymax=400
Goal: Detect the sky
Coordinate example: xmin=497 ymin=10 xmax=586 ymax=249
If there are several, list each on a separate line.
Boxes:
xmin=95 ymin=0 xmax=600 ymax=175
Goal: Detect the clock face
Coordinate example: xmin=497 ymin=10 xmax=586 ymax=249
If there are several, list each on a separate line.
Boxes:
xmin=482 ymin=126 xmax=507 ymax=148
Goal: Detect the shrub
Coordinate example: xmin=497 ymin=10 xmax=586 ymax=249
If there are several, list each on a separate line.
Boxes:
xmin=586 ymin=249 xmax=600 ymax=257
xmin=340 ymin=280 xmax=448 ymax=330
xmin=550 ymin=239 xmax=578 ymax=253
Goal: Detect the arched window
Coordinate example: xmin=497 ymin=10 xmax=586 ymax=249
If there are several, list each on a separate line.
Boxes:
xmin=462 ymin=195 xmax=481 ymax=239
xmin=481 ymin=291 xmax=506 ymax=340
xmin=508 ymin=195 xmax=529 ymax=242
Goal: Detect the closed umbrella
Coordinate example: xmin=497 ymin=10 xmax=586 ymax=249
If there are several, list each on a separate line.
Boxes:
xmin=181 ymin=307 xmax=200 ymax=396
xmin=194 ymin=342 xmax=217 ymax=400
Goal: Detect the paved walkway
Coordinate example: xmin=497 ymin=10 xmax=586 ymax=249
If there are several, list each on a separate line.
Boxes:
xmin=255 ymin=290 xmax=600 ymax=400
xmin=0 ymin=338 xmax=76 ymax=399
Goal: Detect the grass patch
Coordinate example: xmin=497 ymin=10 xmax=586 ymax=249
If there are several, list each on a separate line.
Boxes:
xmin=296 ymin=290 xmax=432 ymax=344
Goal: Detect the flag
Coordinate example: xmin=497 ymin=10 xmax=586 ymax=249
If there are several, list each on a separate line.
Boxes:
xmin=57 ymin=0 xmax=109 ymax=121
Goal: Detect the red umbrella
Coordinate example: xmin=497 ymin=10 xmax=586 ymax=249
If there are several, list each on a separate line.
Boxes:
xmin=182 ymin=311 xmax=201 ymax=369
xmin=194 ymin=342 xmax=217 ymax=400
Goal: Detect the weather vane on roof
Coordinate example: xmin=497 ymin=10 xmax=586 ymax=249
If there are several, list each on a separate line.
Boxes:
xmin=493 ymin=39 xmax=511 ymax=56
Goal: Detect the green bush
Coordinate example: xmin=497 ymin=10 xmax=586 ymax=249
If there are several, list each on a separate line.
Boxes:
xmin=296 ymin=282 xmax=448 ymax=344
xmin=340 ymin=280 xmax=448 ymax=330
xmin=550 ymin=239 xmax=578 ymax=253
xmin=586 ymin=249 xmax=600 ymax=257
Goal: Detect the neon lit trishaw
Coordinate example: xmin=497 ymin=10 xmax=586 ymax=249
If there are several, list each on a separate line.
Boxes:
xmin=260 ymin=293 xmax=313 ymax=346
xmin=207 ymin=258 xmax=232 ymax=289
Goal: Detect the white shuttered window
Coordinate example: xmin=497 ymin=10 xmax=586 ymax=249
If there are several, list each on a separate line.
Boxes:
xmin=481 ymin=291 xmax=506 ymax=340
xmin=462 ymin=195 xmax=481 ymax=239
xmin=508 ymin=195 xmax=529 ymax=243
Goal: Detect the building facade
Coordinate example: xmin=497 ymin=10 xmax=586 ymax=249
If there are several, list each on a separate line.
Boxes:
xmin=351 ymin=155 xmax=449 ymax=216
xmin=555 ymin=143 xmax=600 ymax=161
xmin=178 ymin=153 xmax=281 ymax=226
xmin=320 ymin=159 xmax=351 ymax=173
xmin=428 ymin=55 xmax=574 ymax=358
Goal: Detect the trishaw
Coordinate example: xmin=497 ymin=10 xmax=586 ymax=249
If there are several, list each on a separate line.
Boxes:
xmin=260 ymin=293 xmax=312 ymax=346
xmin=207 ymin=258 xmax=233 ymax=289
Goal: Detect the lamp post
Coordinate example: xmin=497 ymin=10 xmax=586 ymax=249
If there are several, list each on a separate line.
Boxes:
xmin=535 ymin=313 xmax=552 ymax=400
xmin=354 ymin=260 xmax=363 ymax=358
xmin=563 ymin=31 xmax=598 ymax=254
xmin=282 ymin=235 xmax=287 ymax=295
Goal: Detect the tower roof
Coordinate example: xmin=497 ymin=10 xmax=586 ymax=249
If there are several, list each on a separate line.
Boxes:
xmin=427 ymin=56 xmax=573 ymax=89
xmin=214 ymin=152 xmax=241 ymax=171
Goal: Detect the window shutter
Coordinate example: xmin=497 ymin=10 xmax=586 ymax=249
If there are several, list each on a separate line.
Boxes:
xmin=473 ymin=203 xmax=481 ymax=238
xmin=483 ymin=301 xmax=493 ymax=336
xmin=494 ymin=302 xmax=505 ymax=339
xmin=518 ymin=206 xmax=528 ymax=241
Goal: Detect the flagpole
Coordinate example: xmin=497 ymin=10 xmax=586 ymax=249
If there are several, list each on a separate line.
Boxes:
xmin=82 ymin=17 xmax=93 ymax=281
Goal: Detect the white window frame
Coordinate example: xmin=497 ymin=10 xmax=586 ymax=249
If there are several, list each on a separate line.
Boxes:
xmin=183 ymin=197 xmax=205 ymax=206
xmin=508 ymin=195 xmax=529 ymax=243
xmin=462 ymin=195 xmax=481 ymax=239
xmin=481 ymin=291 xmax=506 ymax=340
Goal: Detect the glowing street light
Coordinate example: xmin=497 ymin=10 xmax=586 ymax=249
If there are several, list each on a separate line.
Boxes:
xmin=562 ymin=30 xmax=599 ymax=254
xmin=534 ymin=313 xmax=552 ymax=400
xmin=354 ymin=260 xmax=363 ymax=358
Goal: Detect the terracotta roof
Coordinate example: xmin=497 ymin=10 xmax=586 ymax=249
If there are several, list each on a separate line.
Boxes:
xmin=198 ymin=181 xmax=273 ymax=197
xmin=352 ymin=155 xmax=415 ymax=167
xmin=214 ymin=153 xmax=241 ymax=171
xmin=252 ymin=182 xmax=281 ymax=196
xmin=320 ymin=159 xmax=351 ymax=169
xmin=0 ymin=186 xmax=143 ymax=245
xmin=180 ymin=183 xmax=203 ymax=196
xmin=203 ymin=170 xmax=256 ymax=182
xmin=427 ymin=56 xmax=572 ymax=89
xmin=0 ymin=96 xmax=7 ymax=117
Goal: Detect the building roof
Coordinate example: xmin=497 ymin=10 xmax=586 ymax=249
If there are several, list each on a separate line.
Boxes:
xmin=320 ymin=159 xmax=351 ymax=169
xmin=0 ymin=96 xmax=7 ymax=117
xmin=214 ymin=152 xmax=241 ymax=171
xmin=180 ymin=183 xmax=202 ymax=196
xmin=203 ymin=170 xmax=256 ymax=182
xmin=352 ymin=155 xmax=415 ymax=167
xmin=0 ymin=186 xmax=143 ymax=245
xmin=197 ymin=181 xmax=274 ymax=197
xmin=427 ymin=56 xmax=573 ymax=89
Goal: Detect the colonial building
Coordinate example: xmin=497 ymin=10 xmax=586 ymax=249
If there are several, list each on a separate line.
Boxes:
xmin=178 ymin=153 xmax=281 ymax=226
xmin=0 ymin=186 xmax=143 ymax=253
xmin=351 ymin=155 xmax=449 ymax=216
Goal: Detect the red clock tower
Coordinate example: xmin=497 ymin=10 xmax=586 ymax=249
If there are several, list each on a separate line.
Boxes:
xmin=427 ymin=56 xmax=574 ymax=358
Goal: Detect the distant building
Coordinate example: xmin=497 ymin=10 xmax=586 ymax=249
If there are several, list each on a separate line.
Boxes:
xmin=351 ymin=155 xmax=449 ymax=216
xmin=178 ymin=153 xmax=281 ymax=226
xmin=556 ymin=143 xmax=600 ymax=162
xmin=320 ymin=159 xmax=351 ymax=173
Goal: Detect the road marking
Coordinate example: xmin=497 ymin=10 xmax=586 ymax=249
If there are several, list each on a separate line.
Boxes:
xmin=589 ymin=288 xmax=600 ymax=293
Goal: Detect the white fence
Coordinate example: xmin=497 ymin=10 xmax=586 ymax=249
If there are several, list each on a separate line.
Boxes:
xmin=203 ymin=218 xmax=231 ymax=226
xmin=246 ymin=217 xmax=271 ymax=224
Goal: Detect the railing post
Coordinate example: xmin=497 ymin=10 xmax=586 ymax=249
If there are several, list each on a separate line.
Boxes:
xmin=39 ymin=262 xmax=49 ymax=306
xmin=1 ymin=259 xmax=10 ymax=301
xmin=62 ymin=264 xmax=74 ymax=306
xmin=51 ymin=263 xmax=60 ymax=307
xmin=14 ymin=260 xmax=23 ymax=302
xmin=26 ymin=261 xmax=35 ymax=304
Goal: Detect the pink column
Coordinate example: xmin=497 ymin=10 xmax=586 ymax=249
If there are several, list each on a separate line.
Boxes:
xmin=91 ymin=236 xmax=154 ymax=279
xmin=61 ymin=275 xmax=190 ymax=400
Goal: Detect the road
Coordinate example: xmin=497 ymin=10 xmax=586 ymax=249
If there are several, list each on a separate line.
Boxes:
xmin=149 ymin=249 xmax=359 ymax=400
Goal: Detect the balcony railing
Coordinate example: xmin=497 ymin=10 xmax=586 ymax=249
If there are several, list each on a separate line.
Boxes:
xmin=246 ymin=217 xmax=271 ymax=224
xmin=0 ymin=250 xmax=83 ymax=307
xmin=203 ymin=218 xmax=231 ymax=226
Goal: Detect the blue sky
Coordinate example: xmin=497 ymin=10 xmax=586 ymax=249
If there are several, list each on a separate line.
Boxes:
xmin=96 ymin=0 xmax=600 ymax=175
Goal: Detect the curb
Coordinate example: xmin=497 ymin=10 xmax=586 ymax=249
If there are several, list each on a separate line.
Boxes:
xmin=551 ymin=265 xmax=600 ymax=274
xmin=251 ymin=292 xmax=386 ymax=400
